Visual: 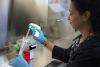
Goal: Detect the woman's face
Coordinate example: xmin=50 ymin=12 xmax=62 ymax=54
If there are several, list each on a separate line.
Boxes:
xmin=68 ymin=2 xmax=85 ymax=31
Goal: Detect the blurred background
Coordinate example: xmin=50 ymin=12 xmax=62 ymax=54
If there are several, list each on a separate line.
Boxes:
xmin=0 ymin=0 xmax=80 ymax=67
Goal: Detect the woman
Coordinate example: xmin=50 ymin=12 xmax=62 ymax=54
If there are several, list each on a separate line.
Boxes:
xmin=29 ymin=0 xmax=100 ymax=67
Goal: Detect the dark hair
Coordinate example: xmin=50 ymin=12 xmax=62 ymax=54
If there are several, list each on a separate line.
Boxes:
xmin=71 ymin=0 xmax=100 ymax=34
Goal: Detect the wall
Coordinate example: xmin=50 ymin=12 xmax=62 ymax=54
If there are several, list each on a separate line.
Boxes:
xmin=47 ymin=0 xmax=75 ymax=39
xmin=12 ymin=0 xmax=48 ymax=35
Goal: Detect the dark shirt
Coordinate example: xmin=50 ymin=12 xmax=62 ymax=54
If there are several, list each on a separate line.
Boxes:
xmin=52 ymin=34 xmax=100 ymax=67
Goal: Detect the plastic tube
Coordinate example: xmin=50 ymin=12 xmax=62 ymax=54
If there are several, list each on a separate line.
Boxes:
xmin=19 ymin=29 xmax=30 ymax=56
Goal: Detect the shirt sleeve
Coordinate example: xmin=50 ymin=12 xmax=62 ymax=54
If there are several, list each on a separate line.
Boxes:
xmin=52 ymin=45 xmax=71 ymax=63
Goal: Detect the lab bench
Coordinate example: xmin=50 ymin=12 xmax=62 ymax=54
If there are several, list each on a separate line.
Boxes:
xmin=30 ymin=46 xmax=67 ymax=67
xmin=45 ymin=60 xmax=67 ymax=67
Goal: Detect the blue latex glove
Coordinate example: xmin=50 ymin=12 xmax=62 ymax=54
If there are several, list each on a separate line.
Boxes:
xmin=29 ymin=23 xmax=46 ymax=43
xmin=9 ymin=55 xmax=29 ymax=67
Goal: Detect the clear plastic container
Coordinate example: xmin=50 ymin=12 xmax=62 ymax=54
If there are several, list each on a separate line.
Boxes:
xmin=16 ymin=35 xmax=38 ymax=67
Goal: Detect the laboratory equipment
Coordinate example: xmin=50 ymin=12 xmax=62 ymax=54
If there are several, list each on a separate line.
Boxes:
xmin=19 ymin=29 xmax=31 ymax=56
xmin=29 ymin=23 xmax=46 ymax=43
xmin=0 ymin=0 xmax=10 ymax=49
xmin=17 ymin=28 xmax=38 ymax=67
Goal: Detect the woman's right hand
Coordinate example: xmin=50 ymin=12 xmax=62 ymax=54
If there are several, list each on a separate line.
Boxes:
xmin=28 ymin=23 xmax=46 ymax=44
xmin=29 ymin=23 xmax=55 ymax=51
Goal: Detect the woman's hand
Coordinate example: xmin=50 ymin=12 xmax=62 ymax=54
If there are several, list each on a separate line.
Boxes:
xmin=28 ymin=23 xmax=46 ymax=44
xmin=29 ymin=23 xmax=55 ymax=51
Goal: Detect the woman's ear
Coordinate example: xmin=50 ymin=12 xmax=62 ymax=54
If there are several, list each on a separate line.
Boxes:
xmin=82 ymin=11 xmax=91 ymax=22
